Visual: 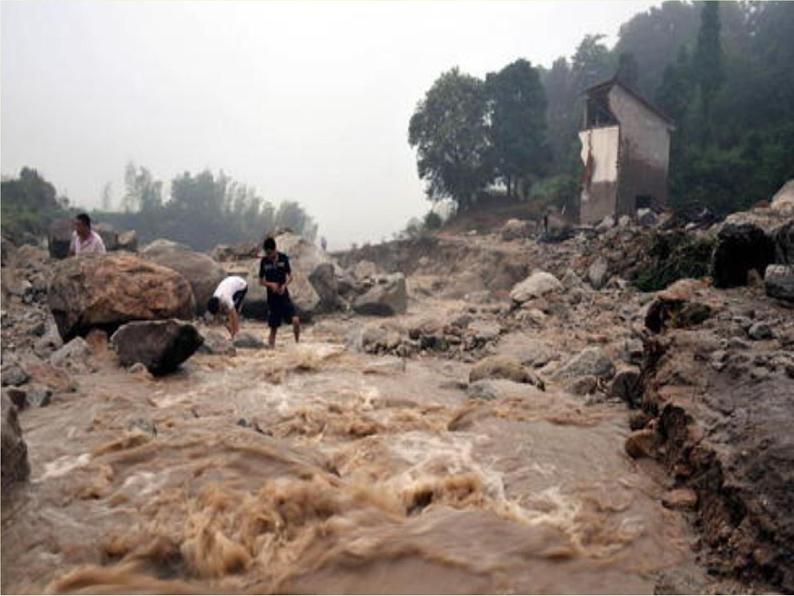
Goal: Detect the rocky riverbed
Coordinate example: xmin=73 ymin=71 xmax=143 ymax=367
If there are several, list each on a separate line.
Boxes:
xmin=1 ymin=188 xmax=793 ymax=594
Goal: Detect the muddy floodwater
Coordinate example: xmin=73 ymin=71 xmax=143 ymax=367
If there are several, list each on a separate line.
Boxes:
xmin=2 ymin=320 xmax=711 ymax=594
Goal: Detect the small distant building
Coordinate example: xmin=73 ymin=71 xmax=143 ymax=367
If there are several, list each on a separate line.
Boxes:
xmin=578 ymin=79 xmax=674 ymax=225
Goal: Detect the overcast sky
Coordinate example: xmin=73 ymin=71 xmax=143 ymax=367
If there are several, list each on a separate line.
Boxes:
xmin=2 ymin=0 xmax=658 ymax=249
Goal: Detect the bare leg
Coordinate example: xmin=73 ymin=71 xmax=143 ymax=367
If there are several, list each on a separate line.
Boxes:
xmin=292 ymin=316 xmax=300 ymax=343
xmin=268 ymin=327 xmax=277 ymax=348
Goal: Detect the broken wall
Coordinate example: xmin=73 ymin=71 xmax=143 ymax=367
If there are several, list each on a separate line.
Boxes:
xmin=579 ymin=125 xmax=619 ymax=224
xmin=608 ymin=85 xmax=671 ymax=216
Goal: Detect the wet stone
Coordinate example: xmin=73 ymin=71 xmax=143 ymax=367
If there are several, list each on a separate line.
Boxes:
xmin=748 ymin=322 xmax=773 ymax=341
xmin=1 ymin=362 xmax=29 ymax=387
xmin=662 ymin=488 xmax=698 ymax=511
xmin=625 ymin=428 xmax=659 ymax=459
xmin=234 ymin=332 xmax=266 ymax=349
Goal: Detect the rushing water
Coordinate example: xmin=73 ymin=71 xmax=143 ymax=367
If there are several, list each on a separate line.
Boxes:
xmin=2 ymin=321 xmax=706 ymax=594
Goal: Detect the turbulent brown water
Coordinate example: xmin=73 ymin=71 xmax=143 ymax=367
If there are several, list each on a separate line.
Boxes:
xmin=2 ymin=320 xmax=709 ymax=594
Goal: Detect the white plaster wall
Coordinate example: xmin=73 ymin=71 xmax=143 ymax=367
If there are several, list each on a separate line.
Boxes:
xmin=579 ymin=125 xmax=620 ymax=183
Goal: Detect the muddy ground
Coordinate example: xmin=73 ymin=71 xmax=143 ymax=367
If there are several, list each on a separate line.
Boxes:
xmin=1 ymin=222 xmax=792 ymax=594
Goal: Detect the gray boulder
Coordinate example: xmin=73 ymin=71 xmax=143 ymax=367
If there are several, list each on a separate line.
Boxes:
xmin=554 ymin=347 xmax=616 ymax=380
xmin=608 ymin=366 xmax=642 ymax=406
xmin=308 ymin=262 xmax=342 ymax=312
xmin=111 ymin=320 xmax=203 ymax=375
xmin=494 ymin=333 xmax=556 ymax=367
xmin=144 ymin=247 xmax=226 ymax=315
xmin=94 ymin=223 xmax=119 ymax=251
xmin=1 ymin=394 xmax=30 ymax=492
xmin=117 ymin=230 xmax=138 ymax=252
xmin=50 ymin=337 xmax=92 ymax=372
xmin=588 ymin=256 xmax=609 ymax=290
xmin=353 ymin=273 xmax=407 ymax=316
xmin=197 ymin=330 xmax=236 ymax=356
xmin=233 ymin=331 xmax=266 ymax=349
xmin=1 ymin=361 xmax=29 ymax=387
xmin=353 ymin=260 xmax=378 ymax=279
xmin=48 ymin=218 xmax=73 ymax=259
xmin=765 ymin=265 xmax=794 ymax=302
xmin=509 ymin=271 xmax=562 ymax=303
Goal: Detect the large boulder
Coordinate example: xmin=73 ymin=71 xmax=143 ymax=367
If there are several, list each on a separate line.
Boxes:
xmin=1 ymin=393 xmax=30 ymax=492
xmin=509 ymin=270 xmax=562 ymax=303
xmin=764 ymin=265 xmax=794 ymax=303
xmin=711 ymin=223 xmax=775 ymax=288
xmin=144 ymin=247 xmax=226 ymax=315
xmin=211 ymin=242 xmax=259 ymax=262
xmin=308 ymin=262 xmax=342 ymax=312
xmin=111 ymin=320 xmax=203 ymax=375
xmin=117 ymin=230 xmax=138 ymax=252
xmin=352 ymin=273 xmax=407 ymax=316
xmin=48 ymin=253 xmax=196 ymax=340
xmin=142 ymin=238 xmax=192 ymax=255
xmin=353 ymin=260 xmax=378 ymax=279
xmin=48 ymin=218 xmax=73 ymax=259
xmin=94 ymin=223 xmax=119 ymax=251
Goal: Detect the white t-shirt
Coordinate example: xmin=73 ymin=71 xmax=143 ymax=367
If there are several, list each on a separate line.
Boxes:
xmin=70 ymin=230 xmax=106 ymax=255
xmin=213 ymin=276 xmax=248 ymax=310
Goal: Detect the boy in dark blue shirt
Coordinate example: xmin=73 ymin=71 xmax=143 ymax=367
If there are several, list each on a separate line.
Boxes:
xmin=258 ymin=237 xmax=300 ymax=348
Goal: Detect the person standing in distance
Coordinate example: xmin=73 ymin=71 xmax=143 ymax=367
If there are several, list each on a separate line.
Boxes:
xmin=68 ymin=213 xmax=106 ymax=256
xmin=259 ymin=237 xmax=300 ymax=348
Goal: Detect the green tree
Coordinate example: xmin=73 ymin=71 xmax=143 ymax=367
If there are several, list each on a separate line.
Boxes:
xmin=1 ymin=167 xmax=68 ymax=242
xmin=408 ymin=67 xmax=493 ymax=211
xmin=615 ymin=51 xmax=639 ymax=89
xmin=100 ymin=182 xmax=114 ymax=211
xmin=693 ymin=1 xmax=724 ymax=143
xmin=123 ymin=162 xmax=163 ymax=213
xmin=485 ymin=59 xmax=549 ymax=197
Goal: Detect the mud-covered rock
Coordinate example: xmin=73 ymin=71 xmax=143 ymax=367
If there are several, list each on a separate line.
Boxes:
xmin=467 ymin=378 xmax=544 ymax=401
xmin=94 ymin=223 xmax=119 ymax=252
xmin=645 ymin=279 xmax=713 ymax=334
xmin=493 ymin=333 xmax=555 ymax=367
xmin=588 ymin=256 xmax=609 ymax=290
xmin=144 ymin=247 xmax=226 ymax=315
xmin=1 ymin=361 xmax=29 ymax=387
xmin=142 ymin=238 xmax=191 ymax=254
xmin=308 ymin=262 xmax=341 ymax=312
xmin=197 ymin=330 xmax=236 ymax=356
xmin=500 ymin=219 xmax=533 ymax=241
xmin=764 ymin=265 xmax=794 ymax=303
xmin=50 ymin=337 xmax=92 ymax=372
xmin=48 ymin=253 xmax=196 ymax=340
xmin=554 ymin=347 xmax=615 ymax=380
xmin=469 ymin=355 xmax=544 ymax=389
xmin=712 ymin=223 xmax=775 ymax=288
xmin=624 ymin=428 xmax=659 ymax=459
xmin=111 ymin=319 xmax=203 ymax=375
xmin=567 ymin=375 xmax=598 ymax=396
xmin=662 ymin=488 xmax=698 ymax=511
xmin=233 ymin=332 xmax=265 ymax=349
xmin=47 ymin=218 xmax=73 ymax=259
xmin=1 ymin=393 xmax=30 ymax=491
xmin=609 ymin=366 xmax=642 ymax=406
xmin=509 ymin=271 xmax=562 ymax=303
xmin=748 ymin=322 xmax=773 ymax=341
xmin=353 ymin=273 xmax=407 ymax=316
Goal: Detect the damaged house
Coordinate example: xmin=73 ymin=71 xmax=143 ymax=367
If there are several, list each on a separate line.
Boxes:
xmin=578 ymin=79 xmax=674 ymax=225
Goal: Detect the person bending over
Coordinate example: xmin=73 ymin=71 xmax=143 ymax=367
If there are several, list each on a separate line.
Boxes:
xmin=207 ymin=275 xmax=248 ymax=339
xmin=259 ymin=237 xmax=300 ymax=348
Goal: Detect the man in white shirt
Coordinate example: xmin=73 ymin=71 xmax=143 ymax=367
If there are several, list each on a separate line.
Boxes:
xmin=207 ymin=275 xmax=248 ymax=339
xmin=68 ymin=213 xmax=107 ymax=256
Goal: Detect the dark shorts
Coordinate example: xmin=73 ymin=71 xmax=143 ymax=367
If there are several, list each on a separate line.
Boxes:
xmin=267 ymin=295 xmax=296 ymax=328
xmin=232 ymin=288 xmax=247 ymax=313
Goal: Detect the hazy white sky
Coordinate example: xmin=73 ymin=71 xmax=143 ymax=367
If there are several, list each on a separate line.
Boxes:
xmin=2 ymin=0 xmax=658 ymax=249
